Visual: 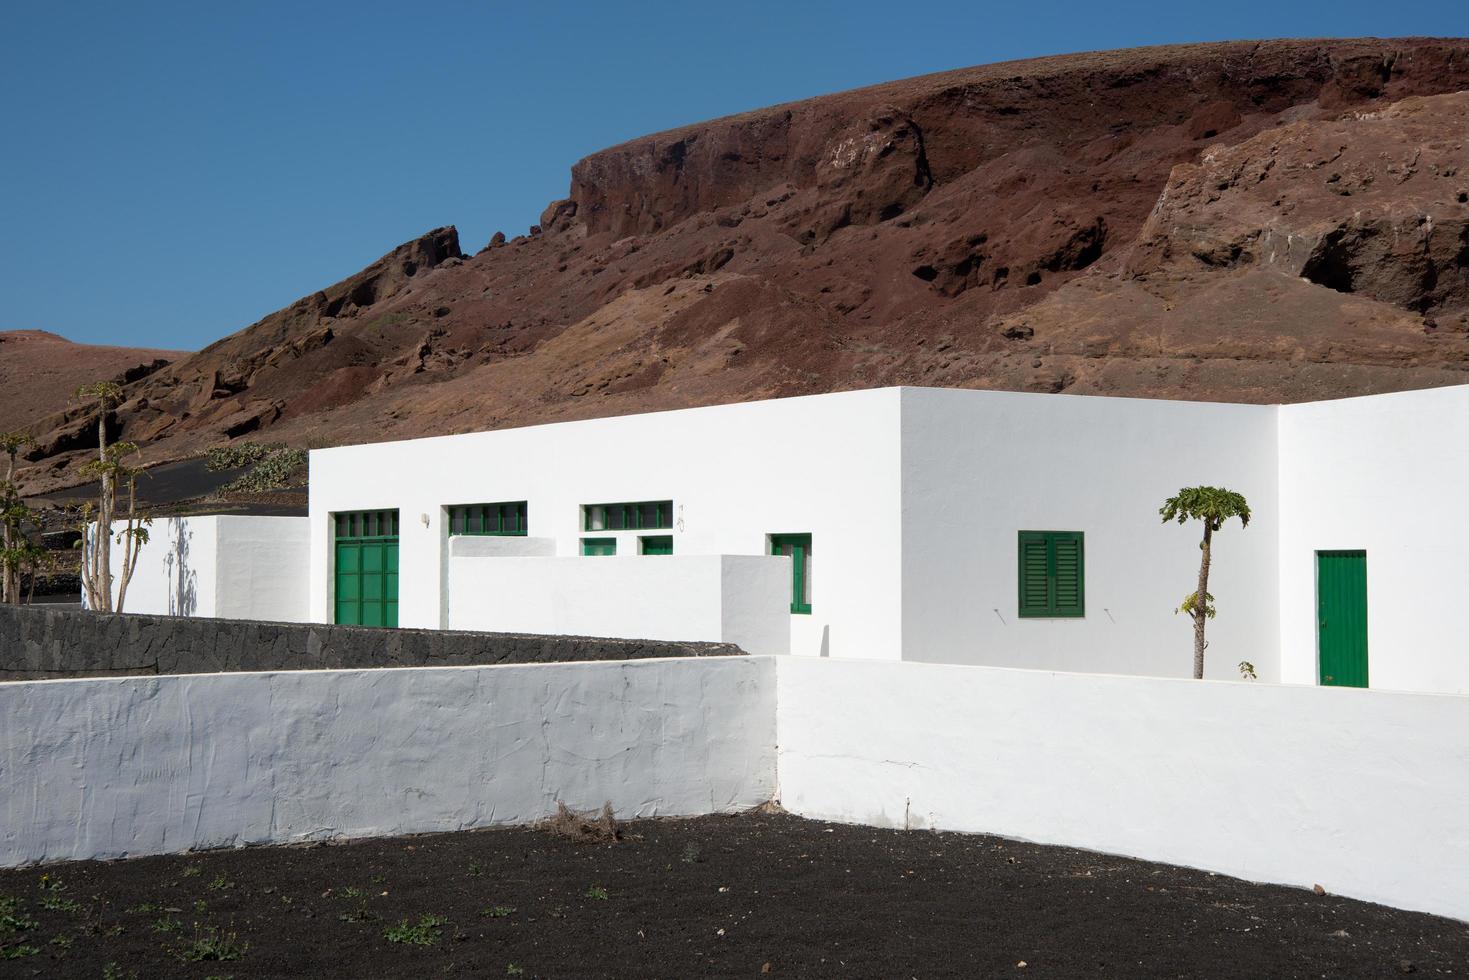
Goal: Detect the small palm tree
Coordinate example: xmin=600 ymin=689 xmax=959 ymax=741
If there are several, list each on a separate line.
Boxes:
xmin=1160 ymin=486 xmax=1251 ymax=679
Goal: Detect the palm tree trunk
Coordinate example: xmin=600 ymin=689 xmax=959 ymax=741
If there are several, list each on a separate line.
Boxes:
xmin=1194 ymin=523 xmax=1213 ymax=679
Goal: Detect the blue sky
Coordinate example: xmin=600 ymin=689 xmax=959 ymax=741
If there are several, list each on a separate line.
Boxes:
xmin=2 ymin=1 xmax=1464 ymax=351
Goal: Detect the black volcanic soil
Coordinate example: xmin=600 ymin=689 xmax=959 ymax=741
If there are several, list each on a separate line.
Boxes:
xmin=0 ymin=812 xmax=1462 ymax=978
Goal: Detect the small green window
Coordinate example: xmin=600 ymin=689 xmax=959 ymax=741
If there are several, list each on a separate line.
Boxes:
xmin=584 ymin=501 xmax=673 ymax=532
xmin=1018 ymin=530 xmax=1084 ymax=618
xmin=770 ymin=533 xmax=812 ymax=614
xmin=581 ymin=538 xmax=617 ymax=557
xmin=447 ymin=501 xmax=527 ymax=536
xmin=640 ymin=535 xmax=673 ymax=556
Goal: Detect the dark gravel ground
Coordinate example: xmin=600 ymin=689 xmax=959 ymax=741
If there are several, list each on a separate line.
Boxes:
xmin=0 ymin=811 xmax=1464 ymax=979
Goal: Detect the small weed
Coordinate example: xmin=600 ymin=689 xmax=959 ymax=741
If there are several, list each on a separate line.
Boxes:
xmin=0 ymin=896 xmax=36 ymax=932
xmin=384 ymin=914 xmax=447 ymax=946
xmin=37 ymin=874 xmax=66 ymax=895
xmin=102 ymin=964 xmax=139 ymax=980
xmin=50 ymin=934 xmax=73 ymax=948
xmin=1 ymin=944 xmax=40 ymax=959
xmin=545 ymin=907 xmax=565 ymax=920
xmin=681 ymin=843 xmax=702 ymax=864
xmin=585 ymin=886 xmax=609 ymax=900
xmin=342 ymin=886 xmax=365 ymax=900
xmin=40 ymin=893 xmax=84 ymax=913
xmin=203 ymin=975 xmax=236 ymax=980
xmin=338 ymin=905 xmax=379 ymax=923
xmin=174 ymin=925 xmax=248 ymax=962
xmin=123 ymin=903 xmax=160 ymax=915
xmin=480 ymin=905 xmax=516 ymax=918
xmin=507 ymin=966 xmax=525 ymax=977
xmin=180 ymin=866 xmax=203 ymax=879
xmin=370 ymin=874 xmax=386 ymax=885
xmin=195 ymin=899 xmax=209 ymax=913
xmin=467 ymin=860 xmax=487 ymax=878
xmin=207 ymin=874 xmax=234 ymax=892
xmin=152 ymin=916 xmax=182 ymax=934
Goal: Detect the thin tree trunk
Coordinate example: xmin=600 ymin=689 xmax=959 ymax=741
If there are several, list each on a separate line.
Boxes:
xmin=2 ymin=449 xmax=15 ymax=604
xmin=96 ymin=408 xmax=112 ymax=612
xmin=1194 ymin=523 xmax=1213 ymax=679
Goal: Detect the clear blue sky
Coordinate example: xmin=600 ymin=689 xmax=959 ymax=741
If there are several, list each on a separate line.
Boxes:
xmin=2 ymin=1 xmax=1464 ymax=351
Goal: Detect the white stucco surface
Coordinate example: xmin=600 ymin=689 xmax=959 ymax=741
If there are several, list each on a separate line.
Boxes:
xmin=447 ymin=555 xmax=791 ymax=656
xmin=0 ymin=656 xmax=776 ymax=866
xmin=311 ymin=388 xmax=903 ymax=658
xmin=1277 ymin=385 xmax=1469 ymax=694
xmin=94 ymin=516 xmax=309 ymax=622
xmin=776 ymin=657 xmax=1469 ymax=921
xmin=899 ymin=388 xmax=1280 ymax=680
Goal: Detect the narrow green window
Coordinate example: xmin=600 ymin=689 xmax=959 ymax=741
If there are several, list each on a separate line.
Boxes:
xmin=640 ymin=535 xmax=673 ymax=555
xmin=583 ymin=501 xmax=673 ymax=532
xmin=770 ymin=533 xmax=812 ymax=614
xmin=1017 ymin=531 xmax=1084 ymax=618
xmin=447 ymin=502 xmax=527 ymax=536
xmin=581 ymin=537 xmax=617 ymax=557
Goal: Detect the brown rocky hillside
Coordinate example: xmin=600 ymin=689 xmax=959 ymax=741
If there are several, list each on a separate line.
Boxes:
xmin=0 ymin=331 xmax=179 ymax=436
xmin=14 ymin=38 xmax=1469 ymax=492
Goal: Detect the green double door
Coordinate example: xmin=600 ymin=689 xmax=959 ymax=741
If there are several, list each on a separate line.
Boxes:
xmin=334 ymin=510 xmax=399 ymax=627
xmin=1317 ymin=550 xmax=1367 ymax=688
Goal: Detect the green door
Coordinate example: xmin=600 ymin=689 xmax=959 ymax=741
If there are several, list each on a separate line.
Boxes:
xmin=1317 ymin=550 xmax=1367 ymax=688
xmin=334 ymin=510 xmax=399 ymax=627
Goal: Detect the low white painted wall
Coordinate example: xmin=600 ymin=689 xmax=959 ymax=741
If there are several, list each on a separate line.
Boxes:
xmin=776 ymin=658 xmax=1469 ymax=921
xmin=93 ymin=516 xmax=309 ymax=622
xmin=0 ymin=657 xmax=776 ymax=866
xmin=447 ymin=554 xmax=791 ymax=656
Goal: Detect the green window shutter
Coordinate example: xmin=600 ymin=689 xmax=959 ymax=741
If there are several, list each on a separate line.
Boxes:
xmin=581 ymin=537 xmax=616 ymax=557
xmin=1018 ymin=531 xmax=1084 ymax=618
xmin=770 ymin=533 xmax=813 ymax=614
xmin=1051 ymin=532 xmax=1084 ymax=616
xmin=640 ymin=535 xmax=673 ymax=555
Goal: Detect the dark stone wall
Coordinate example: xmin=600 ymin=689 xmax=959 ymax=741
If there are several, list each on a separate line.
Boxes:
xmin=0 ymin=605 xmax=743 ymax=680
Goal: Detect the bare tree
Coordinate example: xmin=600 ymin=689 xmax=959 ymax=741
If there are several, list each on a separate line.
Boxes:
xmin=75 ymin=382 xmax=150 ymax=612
xmin=1160 ymin=486 xmax=1252 ymax=679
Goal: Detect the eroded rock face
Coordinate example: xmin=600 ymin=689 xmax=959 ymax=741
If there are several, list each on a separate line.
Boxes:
xmin=14 ymin=39 xmax=1469 ymax=494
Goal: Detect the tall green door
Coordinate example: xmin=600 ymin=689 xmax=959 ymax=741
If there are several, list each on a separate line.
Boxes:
xmin=1317 ymin=550 xmax=1367 ymax=688
xmin=334 ymin=510 xmax=399 ymax=627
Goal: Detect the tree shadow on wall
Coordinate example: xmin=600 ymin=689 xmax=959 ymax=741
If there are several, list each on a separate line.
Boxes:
xmin=163 ymin=517 xmax=197 ymax=617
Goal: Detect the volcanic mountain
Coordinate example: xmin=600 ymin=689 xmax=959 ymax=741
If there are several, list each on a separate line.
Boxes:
xmin=14 ymin=38 xmax=1469 ymax=492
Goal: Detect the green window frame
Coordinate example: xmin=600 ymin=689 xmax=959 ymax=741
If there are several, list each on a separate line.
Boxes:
xmin=640 ymin=535 xmax=673 ymax=556
xmin=770 ymin=533 xmax=812 ymax=615
xmin=581 ymin=537 xmax=617 ymax=557
xmin=583 ymin=500 xmax=673 ymax=532
xmin=334 ymin=509 xmax=400 ymax=539
xmin=1018 ymin=530 xmax=1084 ymax=618
xmin=447 ymin=501 xmax=527 ymax=536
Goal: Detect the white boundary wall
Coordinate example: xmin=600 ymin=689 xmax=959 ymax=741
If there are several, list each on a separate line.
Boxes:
xmin=776 ymin=658 xmax=1469 ymax=922
xmin=0 ymin=657 xmax=775 ymax=866
xmin=93 ymin=516 xmax=310 ymax=622
xmin=447 ymin=554 xmax=791 ymax=656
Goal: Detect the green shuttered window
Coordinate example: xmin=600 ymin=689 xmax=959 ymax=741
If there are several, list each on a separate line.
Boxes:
xmin=1017 ymin=531 xmax=1084 ymax=618
xmin=447 ymin=501 xmax=527 ymax=536
xmin=584 ymin=501 xmax=673 ymax=532
xmin=581 ymin=538 xmax=617 ymax=557
xmin=640 ymin=535 xmax=673 ymax=555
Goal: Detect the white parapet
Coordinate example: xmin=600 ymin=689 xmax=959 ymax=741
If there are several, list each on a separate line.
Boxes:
xmin=447 ymin=553 xmax=791 ymax=656
xmin=89 ymin=515 xmax=310 ymax=622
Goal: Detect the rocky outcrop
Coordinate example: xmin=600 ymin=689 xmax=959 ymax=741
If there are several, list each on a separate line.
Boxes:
xmin=14 ymin=39 xmax=1469 ymax=496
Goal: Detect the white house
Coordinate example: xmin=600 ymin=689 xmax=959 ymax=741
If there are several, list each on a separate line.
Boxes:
xmin=108 ymin=383 xmax=1469 ymax=693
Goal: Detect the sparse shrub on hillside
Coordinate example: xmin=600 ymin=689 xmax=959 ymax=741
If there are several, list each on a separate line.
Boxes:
xmin=205 ymin=443 xmax=280 ymax=472
xmin=207 ymin=443 xmax=308 ymax=493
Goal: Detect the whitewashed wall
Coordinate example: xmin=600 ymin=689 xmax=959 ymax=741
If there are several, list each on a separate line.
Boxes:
xmin=900 ymin=388 xmax=1280 ymax=680
xmin=776 ymin=658 xmax=1469 ymax=921
xmin=1278 ymin=386 xmax=1469 ymax=694
xmin=95 ymin=516 xmax=309 ymax=622
xmin=311 ymin=389 xmax=904 ymax=659
xmin=0 ymin=657 xmax=776 ymax=866
xmin=448 ymin=555 xmax=791 ymax=656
